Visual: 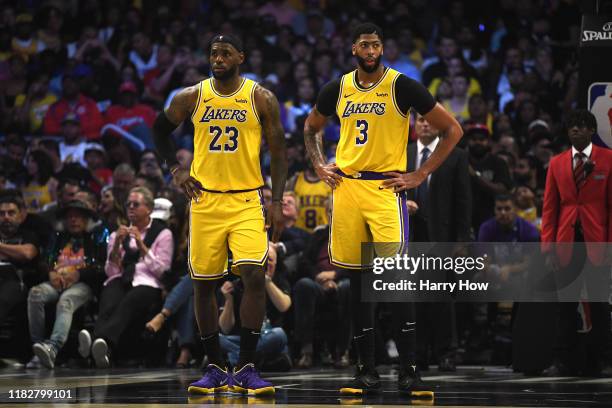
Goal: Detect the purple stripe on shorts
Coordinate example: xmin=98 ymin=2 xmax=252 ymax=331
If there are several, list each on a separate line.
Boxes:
xmin=399 ymin=194 xmax=410 ymax=243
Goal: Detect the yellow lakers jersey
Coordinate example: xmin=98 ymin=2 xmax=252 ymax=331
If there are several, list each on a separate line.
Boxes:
xmin=190 ymin=77 xmax=263 ymax=191
xmin=293 ymin=172 xmax=331 ymax=232
xmin=335 ymin=68 xmax=410 ymax=174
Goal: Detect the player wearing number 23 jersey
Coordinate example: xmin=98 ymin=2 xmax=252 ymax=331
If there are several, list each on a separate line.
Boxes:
xmin=188 ymin=76 xmax=268 ymax=279
xmin=191 ymin=77 xmax=263 ymax=192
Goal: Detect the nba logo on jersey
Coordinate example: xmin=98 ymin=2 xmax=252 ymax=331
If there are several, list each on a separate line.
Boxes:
xmin=588 ymin=82 xmax=612 ymax=147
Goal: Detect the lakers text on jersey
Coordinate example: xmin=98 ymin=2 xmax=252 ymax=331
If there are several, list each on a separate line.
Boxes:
xmin=335 ymin=68 xmax=410 ymax=175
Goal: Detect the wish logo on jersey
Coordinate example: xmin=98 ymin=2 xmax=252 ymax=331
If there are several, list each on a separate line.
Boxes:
xmin=341 ymin=101 xmax=386 ymax=117
xmin=199 ymin=106 xmax=247 ymax=123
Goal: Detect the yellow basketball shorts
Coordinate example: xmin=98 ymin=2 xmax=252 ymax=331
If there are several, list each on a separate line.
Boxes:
xmin=188 ymin=189 xmax=269 ymax=280
xmin=329 ymin=177 xmax=410 ymax=269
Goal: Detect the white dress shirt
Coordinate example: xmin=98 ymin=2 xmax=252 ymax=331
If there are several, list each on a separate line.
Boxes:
xmin=572 ymin=143 xmax=592 ymax=170
xmin=416 ymin=137 xmax=439 ymax=185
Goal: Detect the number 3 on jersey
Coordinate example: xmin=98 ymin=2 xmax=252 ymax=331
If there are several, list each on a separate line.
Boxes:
xmin=209 ymin=126 xmax=239 ymax=152
xmin=356 ymin=120 xmax=368 ymax=145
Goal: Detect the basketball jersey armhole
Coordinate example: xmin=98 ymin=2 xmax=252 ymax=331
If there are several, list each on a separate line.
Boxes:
xmin=190 ymin=81 xmax=203 ymax=122
xmin=250 ymin=82 xmax=261 ymax=125
xmin=391 ymin=73 xmax=407 ymax=118
xmin=335 ymin=75 xmax=346 ymax=116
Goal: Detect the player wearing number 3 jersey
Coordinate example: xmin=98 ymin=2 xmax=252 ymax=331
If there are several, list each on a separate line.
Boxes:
xmin=152 ymin=34 xmax=287 ymax=395
xmin=304 ymin=23 xmax=463 ymax=397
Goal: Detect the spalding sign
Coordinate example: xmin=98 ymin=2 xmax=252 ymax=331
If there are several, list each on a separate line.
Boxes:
xmin=581 ymin=15 xmax=612 ymax=46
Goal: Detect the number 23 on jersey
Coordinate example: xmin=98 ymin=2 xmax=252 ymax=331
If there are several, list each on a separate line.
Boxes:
xmin=209 ymin=125 xmax=239 ymax=152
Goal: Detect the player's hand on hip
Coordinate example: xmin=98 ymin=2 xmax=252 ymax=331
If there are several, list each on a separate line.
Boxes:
xmin=381 ymin=170 xmax=427 ymax=192
xmin=314 ymin=162 xmax=343 ymax=189
xmin=172 ymin=168 xmax=204 ymax=201
xmin=266 ymin=201 xmax=284 ymax=242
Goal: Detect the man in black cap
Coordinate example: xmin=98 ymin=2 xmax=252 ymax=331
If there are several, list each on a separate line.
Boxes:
xmin=59 ymin=113 xmax=89 ymax=167
xmin=26 ymin=199 xmax=106 ymax=369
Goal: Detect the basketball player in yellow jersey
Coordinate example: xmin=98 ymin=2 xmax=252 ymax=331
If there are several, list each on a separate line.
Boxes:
xmin=152 ymin=34 xmax=287 ymax=395
xmin=286 ymin=158 xmax=332 ymax=232
xmin=304 ymin=23 xmax=463 ymax=397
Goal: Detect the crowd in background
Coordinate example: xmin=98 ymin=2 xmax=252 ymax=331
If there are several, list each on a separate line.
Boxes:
xmin=0 ymin=0 xmax=597 ymax=370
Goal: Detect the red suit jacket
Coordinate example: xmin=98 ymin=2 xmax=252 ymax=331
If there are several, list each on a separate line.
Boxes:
xmin=542 ymin=144 xmax=612 ymax=264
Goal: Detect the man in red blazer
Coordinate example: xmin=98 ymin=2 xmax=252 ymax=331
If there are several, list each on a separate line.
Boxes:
xmin=541 ymin=109 xmax=612 ymax=376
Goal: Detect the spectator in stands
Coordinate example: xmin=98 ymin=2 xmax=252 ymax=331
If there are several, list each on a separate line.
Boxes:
xmin=37 ymin=5 xmax=63 ymax=53
xmin=284 ymin=77 xmax=315 ymax=133
xmin=84 ymin=143 xmax=112 ymax=193
xmin=164 ymin=66 xmax=204 ymax=109
xmin=1 ymin=56 xmax=30 ymax=128
xmin=478 ymin=194 xmax=540 ymax=244
xmin=514 ymin=185 xmax=540 ymax=230
xmin=134 ymin=173 xmax=163 ymax=198
xmin=293 ymin=200 xmax=351 ymax=369
xmin=219 ymin=244 xmax=292 ymax=370
xmin=58 ymin=113 xmax=89 ymax=167
xmin=286 ymin=158 xmax=331 ymax=233
xmin=11 ymin=13 xmax=44 ymax=61
xmin=111 ymin=163 xmax=136 ymax=206
xmin=468 ymin=94 xmax=493 ymax=134
xmin=138 ymin=149 xmax=165 ymax=187
xmin=499 ymin=66 xmax=526 ymax=113
xmin=14 ymin=73 xmax=57 ymax=134
xmin=98 ymin=185 xmax=121 ymax=232
xmin=382 ymin=37 xmax=420 ymax=81
xmin=40 ymin=178 xmax=80 ymax=227
xmin=271 ymin=191 xmax=310 ymax=262
xmin=0 ymin=191 xmax=39 ymax=326
xmin=129 ymin=32 xmax=158 ymax=79
xmin=513 ymin=157 xmax=538 ymax=191
xmin=26 ymin=199 xmax=107 ymax=369
xmin=422 ymin=36 xmax=460 ymax=86
xmin=21 ymin=149 xmax=58 ymax=213
xmin=466 ymin=124 xmax=514 ymax=233
xmin=105 ymin=81 xmax=156 ymax=148
xmin=36 ymin=138 xmax=62 ymax=174
xmin=3 ymin=134 xmax=27 ymax=186
xmin=145 ymin=197 xmax=195 ymax=367
xmin=427 ymin=56 xmax=482 ymax=100
xmin=78 ymin=186 xmax=173 ymax=368
xmin=457 ymin=24 xmax=488 ymax=73
xmin=443 ymin=74 xmax=471 ymax=124
xmin=43 ymin=71 xmax=103 ymax=140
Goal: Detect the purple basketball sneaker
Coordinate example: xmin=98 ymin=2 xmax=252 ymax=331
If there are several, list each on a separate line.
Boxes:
xmin=231 ymin=363 xmax=275 ymax=395
xmin=187 ymin=364 xmax=231 ymax=394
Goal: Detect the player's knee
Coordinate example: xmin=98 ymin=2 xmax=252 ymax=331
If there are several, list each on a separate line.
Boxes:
xmin=193 ymin=279 xmax=218 ymax=297
xmin=239 ymin=265 xmax=265 ymax=291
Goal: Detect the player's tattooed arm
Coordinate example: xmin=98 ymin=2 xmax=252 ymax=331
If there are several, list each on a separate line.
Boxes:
xmin=153 ymin=85 xmax=203 ymax=199
xmin=304 ymin=108 xmax=327 ymax=167
xmin=304 ymin=108 xmax=342 ymax=188
xmin=254 ymin=84 xmax=288 ymax=242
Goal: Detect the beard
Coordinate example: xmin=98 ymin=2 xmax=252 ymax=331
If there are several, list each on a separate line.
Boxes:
xmin=356 ymin=55 xmax=382 ymax=73
xmin=0 ymin=222 xmax=18 ymax=237
xmin=211 ymin=64 xmax=238 ymax=80
xmin=469 ymin=144 xmax=489 ymax=159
